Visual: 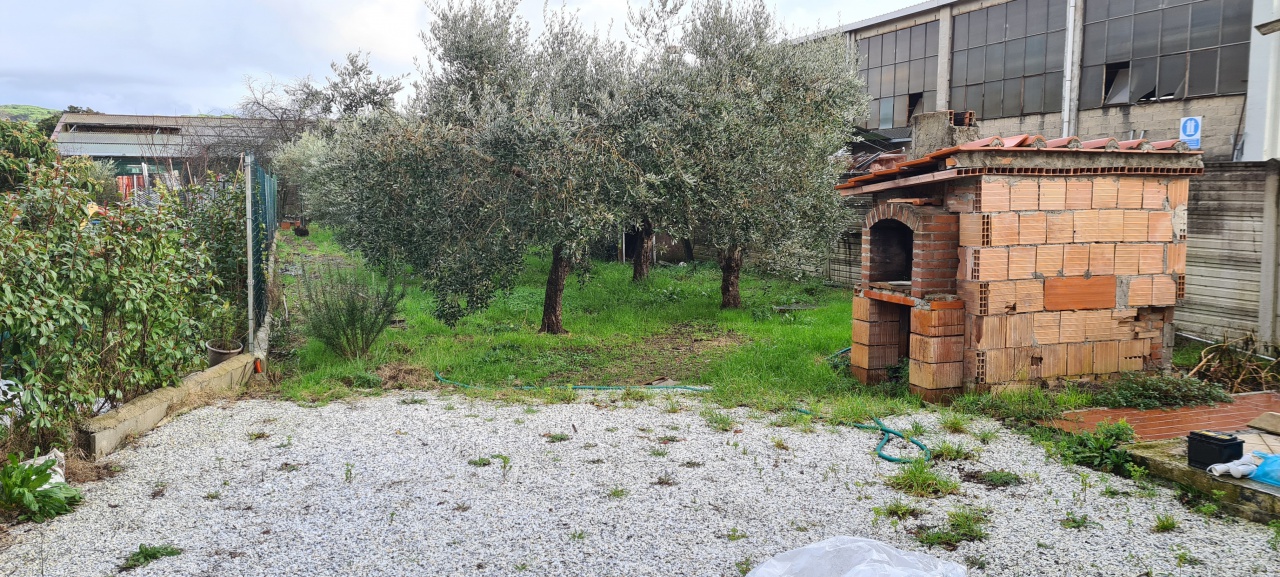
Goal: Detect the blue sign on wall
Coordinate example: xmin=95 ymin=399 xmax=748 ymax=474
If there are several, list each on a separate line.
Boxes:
xmin=1180 ymin=116 xmax=1202 ymax=149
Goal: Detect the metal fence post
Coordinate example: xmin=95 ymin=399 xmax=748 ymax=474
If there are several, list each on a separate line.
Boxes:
xmin=245 ymin=153 xmax=255 ymax=354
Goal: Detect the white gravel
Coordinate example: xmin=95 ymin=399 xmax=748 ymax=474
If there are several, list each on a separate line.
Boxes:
xmin=2 ymin=392 xmax=1278 ymax=577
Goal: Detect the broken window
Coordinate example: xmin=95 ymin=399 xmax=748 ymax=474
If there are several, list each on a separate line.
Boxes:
xmin=856 ymin=21 xmax=938 ymax=128
xmin=1104 ymin=63 xmax=1132 ymax=106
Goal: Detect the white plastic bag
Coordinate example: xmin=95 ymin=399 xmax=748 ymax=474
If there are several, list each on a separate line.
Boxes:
xmin=746 ymin=536 xmax=966 ymax=577
xmin=19 ymin=448 xmax=67 ymax=489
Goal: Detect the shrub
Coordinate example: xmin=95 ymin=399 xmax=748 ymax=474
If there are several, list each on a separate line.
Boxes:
xmin=2 ymin=135 xmax=221 ymax=451
xmin=298 ymin=262 xmax=406 ymax=359
xmin=173 ymin=175 xmax=249 ymax=311
xmin=0 ymin=453 xmax=83 ymax=522
xmin=1094 ymin=373 xmax=1231 ymax=410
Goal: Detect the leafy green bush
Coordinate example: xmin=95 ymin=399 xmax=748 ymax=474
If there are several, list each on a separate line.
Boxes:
xmin=1 ymin=131 xmax=221 ymax=451
xmin=298 ymin=262 xmax=406 ymax=358
xmin=0 ymin=453 xmax=82 ymax=522
xmin=1094 ymin=373 xmax=1231 ymax=410
xmin=173 ymin=175 xmax=248 ymax=311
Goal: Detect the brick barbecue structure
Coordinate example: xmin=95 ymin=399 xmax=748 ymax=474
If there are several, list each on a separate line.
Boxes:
xmin=840 ymin=112 xmax=1203 ymax=402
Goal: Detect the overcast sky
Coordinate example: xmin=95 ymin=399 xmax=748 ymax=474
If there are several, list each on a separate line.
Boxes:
xmin=0 ymin=0 xmax=922 ymax=116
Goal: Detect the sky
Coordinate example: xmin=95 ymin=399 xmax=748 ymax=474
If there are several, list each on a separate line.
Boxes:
xmin=0 ymin=0 xmax=923 ymax=116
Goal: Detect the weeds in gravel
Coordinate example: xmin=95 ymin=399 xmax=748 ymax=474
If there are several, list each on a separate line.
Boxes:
xmin=468 ymin=457 xmax=492 ymax=467
xmin=453 ymin=503 xmax=471 ymax=512
xmin=974 ymin=429 xmax=999 ymax=444
xmin=735 ymin=556 xmax=754 ymax=576
xmin=586 ymin=458 xmax=605 ymax=465
xmin=1053 ymin=421 xmax=1135 ymax=473
xmin=203 ymin=491 xmax=221 ymax=500
xmin=279 ymin=463 xmax=301 ymax=472
xmin=973 ymin=470 xmax=1022 ymax=487
xmin=545 ymin=433 xmax=570 ymax=443
xmin=649 ymin=448 xmax=669 ymax=457
xmin=1153 ymin=514 xmax=1178 ymax=532
xmin=771 ymin=437 xmax=791 ymax=451
xmin=569 ymin=530 xmax=586 ymax=540
xmin=725 ymin=527 xmax=748 ymax=541
xmin=399 ymin=397 xmax=429 ymax=405
xmin=657 ymin=435 xmax=681 ymax=443
xmin=664 ymin=398 xmax=682 ymax=413
xmin=343 ymin=463 xmax=354 ymax=483
xmin=916 ymin=507 xmax=989 ymax=550
xmin=247 ymin=431 xmax=270 ymax=441
xmin=701 ymin=409 xmax=736 ymax=432
xmin=0 ymin=454 xmax=83 ymax=522
xmin=654 ymin=473 xmax=678 ymax=486
xmin=1268 ymin=520 xmax=1280 ymax=550
xmin=951 ymin=386 xmax=1094 ymax=424
xmin=1060 ymin=512 xmax=1101 ymax=530
xmin=931 ymin=441 xmax=977 ymax=461
xmin=606 ymin=487 xmax=628 ymax=499
xmin=1172 ymin=545 xmax=1203 ymax=567
xmin=120 ymin=543 xmax=182 ymax=571
xmin=273 ymin=436 xmax=293 ymax=449
xmin=886 ymin=461 xmax=959 ymax=498
xmin=939 ymin=413 xmax=972 ymax=434
xmin=964 ymin=555 xmax=988 ymax=570
xmin=873 ymin=499 xmax=923 ymax=523
xmin=620 ymin=388 xmax=651 ymax=402
xmin=680 ymin=461 xmax=704 ymax=468
xmin=905 ymin=421 xmax=927 ymax=438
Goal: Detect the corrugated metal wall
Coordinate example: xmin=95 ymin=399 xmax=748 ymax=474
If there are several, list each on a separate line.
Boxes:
xmin=1176 ymin=162 xmax=1270 ymax=341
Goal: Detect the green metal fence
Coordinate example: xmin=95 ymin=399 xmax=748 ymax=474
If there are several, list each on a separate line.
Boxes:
xmin=249 ymin=155 xmax=278 ymax=339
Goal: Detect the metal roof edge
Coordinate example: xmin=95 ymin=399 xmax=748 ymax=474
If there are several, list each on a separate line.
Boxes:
xmin=793 ymin=0 xmax=958 ymax=42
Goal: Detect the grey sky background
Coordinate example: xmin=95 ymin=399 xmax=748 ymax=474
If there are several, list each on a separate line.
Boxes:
xmin=0 ymin=0 xmax=921 ymax=115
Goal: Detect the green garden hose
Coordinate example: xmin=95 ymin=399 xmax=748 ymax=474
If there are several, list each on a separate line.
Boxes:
xmin=854 ymin=417 xmax=931 ymax=463
xmin=432 ymin=371 xmax=712 ymax=393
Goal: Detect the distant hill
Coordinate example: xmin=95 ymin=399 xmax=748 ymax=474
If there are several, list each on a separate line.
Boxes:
xmin=0 ymin=104 xmax=60 ymax=123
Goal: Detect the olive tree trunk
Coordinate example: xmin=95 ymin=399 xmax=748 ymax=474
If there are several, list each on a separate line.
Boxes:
xmin=717 ymin=244 xmax=743 ymax=309
xmin=540 ymin=243 xmax=570 ymax=334
xmin=632 ymin=216 xmax=655 ymax=282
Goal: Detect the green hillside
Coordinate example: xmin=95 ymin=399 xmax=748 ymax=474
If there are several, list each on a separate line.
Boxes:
xmin=0 ymin=104 xmax=60 ymax=122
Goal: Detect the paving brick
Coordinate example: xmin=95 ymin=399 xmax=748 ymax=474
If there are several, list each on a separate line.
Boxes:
xmin=1008 ymin=246 xmax=1037 ymax=280
xmin=1018 ymin=212 xmax=1047 ymax=245
xmin=1148 ymin=211 xmax=1173 ymax=242
xmin=1063 ymin=244 xmax=1090 ymax=276
xmin=1097 ymin=210 xmax=1124 ymax=242
xmin=1039 ymin=178 xmax=1067 ymax=210
xmin=1065 ymin=179 xmax=1093 ymax=210
xmin=1046 ymin=212 xmax=1075 ymax=244
xmin=1123 ymin=210 xmax=1150 ymax=242
xmin=1036 ymin=244 xmax=1064 ymax=277
xmin=1139 ymin=244 xmax=1165 ymax=274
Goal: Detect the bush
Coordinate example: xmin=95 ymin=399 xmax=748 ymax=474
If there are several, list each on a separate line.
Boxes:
xmin=298 ymin=262 xmax=406 ymax=358
xmin=1094 ymin=373 xmax=1231 ymax=410
xmin=1 ymin=133 xmax=221 ymax=451
xmin=0 ymin=453 xmax=82 ymax=523
xmin=173 ymin=175 xmax=248 ymax=310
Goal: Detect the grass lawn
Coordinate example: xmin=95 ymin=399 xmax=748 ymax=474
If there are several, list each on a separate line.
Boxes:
xmin=270 ymin=227 xmax=919 ymax=425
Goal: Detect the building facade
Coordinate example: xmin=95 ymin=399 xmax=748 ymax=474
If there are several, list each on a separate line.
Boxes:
xmin=821 ymin=0 xmax=1280 ymax=162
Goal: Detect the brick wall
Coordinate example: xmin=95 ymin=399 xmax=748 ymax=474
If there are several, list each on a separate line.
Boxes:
xmin=861 ymin=202 xmax=961 ymax=299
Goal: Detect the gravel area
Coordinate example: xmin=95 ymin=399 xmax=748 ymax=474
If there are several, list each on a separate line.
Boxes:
xmin=2 ymin=392 xmax=1277 ymax=576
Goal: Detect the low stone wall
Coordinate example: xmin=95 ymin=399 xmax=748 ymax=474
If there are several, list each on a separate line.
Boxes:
xmin=76 ymin=354 xmax=255 ymax=459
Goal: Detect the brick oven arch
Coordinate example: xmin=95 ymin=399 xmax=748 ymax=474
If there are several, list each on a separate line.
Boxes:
xmin=861 ymin=202 xmax=960 ymax=299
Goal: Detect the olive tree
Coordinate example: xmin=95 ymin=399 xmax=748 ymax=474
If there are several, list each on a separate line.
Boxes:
xmin=677 ymin=0 xmax=865 ymax=308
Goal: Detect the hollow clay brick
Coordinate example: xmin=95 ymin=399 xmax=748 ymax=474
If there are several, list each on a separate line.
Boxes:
xmin=1038 ymin=344 xmax=1069 ymax=378
xmin=908 ymin=360 xmax=964 ymax=389
xmin=1151 ymin=275 xmax=1177 ymax=306
xmin=1142 ymin=178 xmax=1168 ymax=210
xmin=1046 ymin=212 xmax=1075 ymax=244
xmin=1019 ymin=212 xmax=1047 ymax=245
xmin=1036 ymin=244 xmax=1064 ymax=277
xmin=852 ymin=319 xmax=900 ymax=345
xmin=989 ymin=212 xmax=1020 ymax=246
xmin=1063 ymin=244 xmax=1090 ymax=276
xmin=1014 ymin=279 xmax=1045 ymax=313
xmin=987 ymin=347 xmax=1034 ymax=382
xmin=1005 ymin=313 xmax=1035 ymax=347
xmin=1123 ymin=210 xmax=1150 ymax=242
xmin=1169 ymin=242 xmax=1186 ymax=274
xmin=850 ymin=343 xmax=900 ymax=370
xmin=850 ymin=366 xmax=889 ymax=384
xmin=1074 ymin=210 xmax=1100 ymax=243
xmin=909 ymin=308 xmax=965 ymax=336
xmin=1117 ymin=177 xmax=1144 ymax=209
xmin=1059 ymin=311 xmax=1088 ymax=343
xmin=959 ymin=213 xmax=985 ymax=247
xmin=1092 ymin=178 xmax=1119 ymax=209
xmin=1127 ymin=276 xmax=1153 ymax=307
xmin=1139 ymin=244 xmax=1165 ymax=274
xmin=980 ymin=177 xmax=1011 ymax=212
xmin=1148 ymin=211 xmax=1173 ymax=242
xmin=1089 ymin=244 xmax=1115 ymax=276
xmin=1093 ymin=340 xmax=1120 ymax=374
xmin=1067 ymin=342 xmax=1094 ymax=375
xmin=1044 ymin=276 xmax=1117 ymax=311
xmin=968 ymin=314 xmax=1006 ymax=350
xmin=1034 ymin=312 xmax=1061 ymax=344
xmin=1167 ymin=179 xmax=1189 ymax=208
xmin=1065 ymin=179 xmax=1093 ymax=210
xmin=1097 ymin=210 xmax=1125 ymax=242
xmin=1010 ymin=180 xmax=1040 ymax=211
xmin=1085 ymin=310 xmax=1116 ymax=340
xmin=1039 ymin=178 xmax=1067 ymax=211
xmin=972 ymin=248 xmax=1009 ymax=281
xmin=987 ymin=280 xmax=1017 ymax=313
xmin=852 ymin=296 xmax=872 ymax=321
xmin=1114 ymin=244 xmax=1141 ymax=275
xmin=1008 ymin=246 xmax=1037 ymax=280
xmin=910 ymin=334 xmax=964 ymax=363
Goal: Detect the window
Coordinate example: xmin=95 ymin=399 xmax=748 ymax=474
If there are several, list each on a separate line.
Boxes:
xmin=952 ymin=0 xmax=1069 ymax=120
xmin=856 ymin=21 xmax=939 ymax=128
xmin=1079 ymin=0 xmax=1250 ymax=109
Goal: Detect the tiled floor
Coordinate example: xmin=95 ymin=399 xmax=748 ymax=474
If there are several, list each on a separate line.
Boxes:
xmin=1050 ymin=391 xmax=1280 ymax=441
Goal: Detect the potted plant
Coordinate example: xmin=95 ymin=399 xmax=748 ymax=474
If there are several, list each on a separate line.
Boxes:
xmin=205 ymin=303 xmax=244 ymax=367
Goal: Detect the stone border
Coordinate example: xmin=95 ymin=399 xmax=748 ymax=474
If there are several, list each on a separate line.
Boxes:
xmin=76 ymin=354 xmax=256 ymax=459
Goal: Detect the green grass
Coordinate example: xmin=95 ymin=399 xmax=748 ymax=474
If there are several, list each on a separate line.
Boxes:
xmin=951 ymin=386 xmax=1094 ymax=424
xmin=274 ymin=227 xmax=919 ymax=422
xmin=977 ymin=470 xmax=1022 ymax=487
xmin=1172 ymin=338 xmax=1207 ymax=369
xmin=916 ymin=506 xmax=990 ymax=550
xmin=885 ymin=460 xmax=960 ymax=498
xmin=0 ymin=104 xmax=59 ymax=123
xmin=931 ymin=441 xmax=978 ymax=461
xmin=1153 ymin=514 xmax=1178 ymax=532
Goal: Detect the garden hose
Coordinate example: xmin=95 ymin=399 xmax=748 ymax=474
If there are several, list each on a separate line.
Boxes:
xmin=432 ymin=371 xmax=712 ymax=393
xmin=854 ymin=417 xmax=932 ymax=463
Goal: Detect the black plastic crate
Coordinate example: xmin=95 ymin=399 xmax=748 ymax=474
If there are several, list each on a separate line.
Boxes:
xmin=1187 ymin=430 xmax=1244 ymax=470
